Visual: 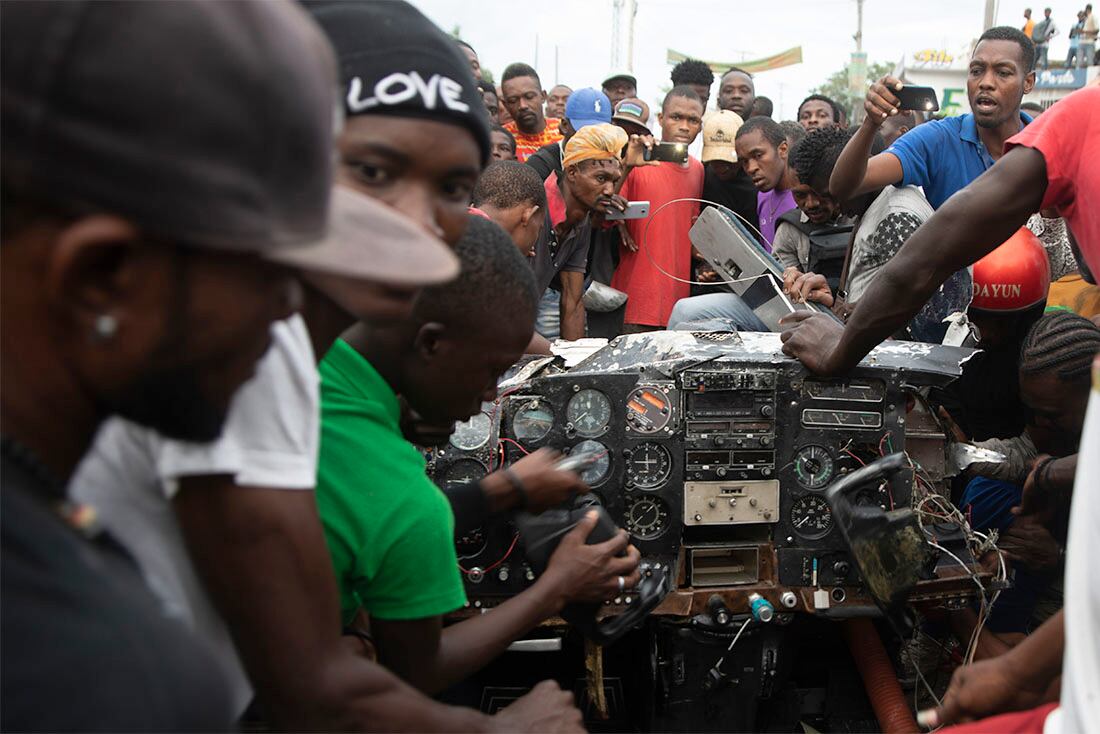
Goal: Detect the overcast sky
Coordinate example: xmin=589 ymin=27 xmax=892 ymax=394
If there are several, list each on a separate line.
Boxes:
xmin=410 ymin=0 xmax=1087 ymax=120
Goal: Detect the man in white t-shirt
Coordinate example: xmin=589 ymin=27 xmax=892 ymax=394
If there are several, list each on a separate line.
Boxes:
xmin=72 ymin=3 xmax=589 ymax=731
xmin=72 ymin=186 xmax=459 ymax=715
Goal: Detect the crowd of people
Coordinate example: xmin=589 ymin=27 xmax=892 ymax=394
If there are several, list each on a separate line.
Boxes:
xmin=1023 ymin=4 xmax=1099 ymax=68
xmin=1 ymin=1 xmax=1097 ymax=733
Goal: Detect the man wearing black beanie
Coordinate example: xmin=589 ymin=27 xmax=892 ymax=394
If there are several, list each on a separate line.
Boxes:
xmin=307 ymin=0 xmax=492 ymax=248
xmin=231 ymin=2 xmax=577 ymax=731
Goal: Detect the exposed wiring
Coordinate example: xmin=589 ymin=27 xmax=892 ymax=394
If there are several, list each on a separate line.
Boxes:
xmin=842 ymin=448 xmax=867 ymax=466
xmin=911 ymin=625 xmax=945 ymax=725
xmin=906 ymin=449 xmax=1006 ymax=665
xmin=499 ymin=437 xmax=531 ymax=455
xmin=459 ymin=532 xmax=519 ymax=576
xmin=485 ymin=386 xmax=528 ymax=469
xmin=712 ymin=617 xmax=752 ymax=672
xmin=491 ymin=444 xmax=505 ymax=471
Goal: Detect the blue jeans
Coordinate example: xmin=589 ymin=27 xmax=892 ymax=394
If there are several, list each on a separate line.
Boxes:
xmin=667 ymin=292 xmax=769 ymax=332
xmin=1036 ymin=43 xmax=1049 ymax=69
xmin=1079 ymin=42 xmax=1096 ymax=68
xmin=536 ymin=289 xmax=561 ymax=340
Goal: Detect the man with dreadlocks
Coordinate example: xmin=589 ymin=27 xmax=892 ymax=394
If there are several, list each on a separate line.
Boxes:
xmin=946 ymin=308 xmax=1093 ymax=656
xmin=1014 ymin=311 xmax=1098 ymax=517
xmin=918 ymin=312 xmax=1100 ymax=733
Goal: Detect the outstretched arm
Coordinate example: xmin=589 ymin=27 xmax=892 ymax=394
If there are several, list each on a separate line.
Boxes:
xmin=781 ymin=144 xmax=1047 ymax=375
xmin=828 ymin=75 xmax=906 ymax=202
xmin=559 ymin=271 xmax=587 ymax=341
xmin=372 ymin=512 xmax=641 ymax=695
xmin=920 ymin=610 xmax=1063 ymax=728
xmin=174 ymin=479 xmax=498 ymax=731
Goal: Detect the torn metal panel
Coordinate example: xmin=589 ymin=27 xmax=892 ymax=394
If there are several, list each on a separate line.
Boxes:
xmin=499 ymin=355 xmax=560 ymax=390
xmin=948 ymin=443 xmax=1008 ymax=473
xmin=550 ymin=338 xmax=609 ymax=368
xmin=858 ymin=340 xmax=978 ymax=382
xmin=567 ymin=330 xmax=976 ymax=385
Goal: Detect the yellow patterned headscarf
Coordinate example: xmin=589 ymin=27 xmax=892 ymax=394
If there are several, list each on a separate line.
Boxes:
xmin=562 ymin=123 xmax=628 ymax=168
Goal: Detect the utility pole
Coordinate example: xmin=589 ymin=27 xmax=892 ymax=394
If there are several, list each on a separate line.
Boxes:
xmin=854 ymin=0 xmax=863 ymax=52
xmin=611 ymin=0 xmax=622 ymax=69
xmin=849 ymin=0 xmax=867 ymax=125
xmin=627 ymin=0 xmax=638 ymax=72
xmin=983 ymin=0 xmax=996 ymax=30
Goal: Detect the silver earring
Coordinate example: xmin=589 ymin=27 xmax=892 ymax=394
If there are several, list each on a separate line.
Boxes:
xmin=94 ymin=314 xmax=118 ymax=340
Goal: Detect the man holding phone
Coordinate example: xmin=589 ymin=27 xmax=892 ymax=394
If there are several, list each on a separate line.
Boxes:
xmin=829 ymin=26 xmax=1035 ymax=211
xmin=611 ymin=86 xmax=706 ymax=332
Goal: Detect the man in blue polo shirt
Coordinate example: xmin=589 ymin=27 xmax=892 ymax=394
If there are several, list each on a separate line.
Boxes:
xmin=829 ymin=26 xmax=1035 ymax=210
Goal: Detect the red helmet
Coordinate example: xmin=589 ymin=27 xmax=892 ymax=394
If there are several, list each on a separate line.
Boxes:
xmin=970 ymin=227 xmax=1050 ymax=312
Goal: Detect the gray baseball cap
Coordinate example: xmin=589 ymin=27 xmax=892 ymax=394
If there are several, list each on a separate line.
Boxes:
xmin=1 ymin=0 xmax=341 ymax=257
xmin=271 ymin=186 xmax=458 ymax=287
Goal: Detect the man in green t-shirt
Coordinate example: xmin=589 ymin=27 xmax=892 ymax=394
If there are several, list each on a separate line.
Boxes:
xmin=317 ymin=216 xmax=642 ymax=694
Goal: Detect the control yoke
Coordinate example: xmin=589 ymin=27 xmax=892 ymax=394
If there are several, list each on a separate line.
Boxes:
xmin=825 ymin=453 xmax=930 ymax=634
xmin=515 ymin=497 xmax=671 ymax=645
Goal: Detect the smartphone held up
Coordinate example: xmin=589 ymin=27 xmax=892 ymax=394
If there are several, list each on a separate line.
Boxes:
xmin=642 ymin=141 xmax=689 ymax=164
xmin=894 ymin=85 xmax=939 ymax=112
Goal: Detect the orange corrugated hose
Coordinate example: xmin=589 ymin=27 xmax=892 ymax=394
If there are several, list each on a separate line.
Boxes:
xmin=843 ymin=618 xmax=919 ymax=733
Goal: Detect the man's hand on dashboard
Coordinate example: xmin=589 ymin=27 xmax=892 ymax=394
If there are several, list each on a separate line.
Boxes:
xmin=779 ymin=312 xmax=848 ymax=376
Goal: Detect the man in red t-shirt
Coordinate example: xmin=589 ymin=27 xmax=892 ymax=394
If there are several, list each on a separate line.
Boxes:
xmin=611 ymin=86 xmax=705 ymax=331
xmin=780 ymin=84 xmax=1100 ymax=378
xmin=500 ymin=62 xmax=563 ymax=163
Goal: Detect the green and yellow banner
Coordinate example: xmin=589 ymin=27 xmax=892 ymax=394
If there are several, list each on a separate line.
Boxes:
xmin=666 ymin=46 xmax=803 ymax=74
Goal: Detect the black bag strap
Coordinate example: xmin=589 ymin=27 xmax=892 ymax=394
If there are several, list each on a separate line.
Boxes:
xmin=837 ymin=215 xmax=862 ymax=297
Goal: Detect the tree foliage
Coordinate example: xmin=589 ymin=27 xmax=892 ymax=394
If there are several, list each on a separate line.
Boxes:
xmin=811 ymin=60 xmax=895 ymax=120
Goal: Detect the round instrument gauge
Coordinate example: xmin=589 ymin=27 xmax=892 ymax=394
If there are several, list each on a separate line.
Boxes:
xmin=566 ymin=389 xmax=612 ymax=438
xmin=625 ymin=496 xmax=671 ymax=540
xmin=625 ymin=442 xmax=672 ymax=490
xmin=794 ymin=445 xmax=835 ymax=490
xmin=512 ymin=400 xmax=553 ymax=443
xmin=450 ymin=411 xmax=492 ymax=451
xmin=441 ymin=457 xmax=488 ymax=489
xmin=625 ymin=386 xmax=673 ymax=434
xmin=790 ymin=494 xmax=834 ymax=539
xmin=570 ymin=440 xmax=611 ymax=486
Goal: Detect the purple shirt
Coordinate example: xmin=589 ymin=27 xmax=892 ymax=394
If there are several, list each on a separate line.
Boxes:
xmin=756 ymin=188 xmax=797 ymax=250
